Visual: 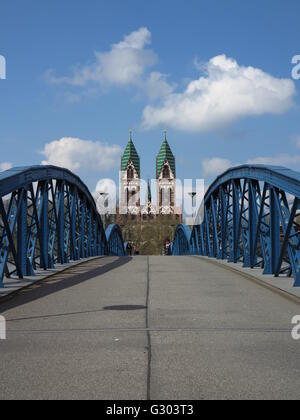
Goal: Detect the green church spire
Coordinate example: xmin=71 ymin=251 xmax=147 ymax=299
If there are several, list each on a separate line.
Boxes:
xmin=156 ymin=130 xmax=176 ymax=178
xmin=121 ymin=130 xmax=140 ymax=177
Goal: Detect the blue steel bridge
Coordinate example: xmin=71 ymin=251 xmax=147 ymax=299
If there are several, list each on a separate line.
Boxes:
xmin=172 ymin=164 xmax=300 ymax=287
xmin=0 ymin=164 xmax=299 ymax=288
xmin=0 ymin=165 xmax=126 ymax=287
xmin=0 ymin=164 xmax=300 ymax=400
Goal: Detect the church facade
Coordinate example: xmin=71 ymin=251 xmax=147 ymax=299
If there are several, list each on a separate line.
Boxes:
xmin=120 ymin=130 xmax=177 ymax=216
xmin=156 ymin=132 xmax=176 ymax=215
xmin=120 ymin=130 xmax=141 ymax=216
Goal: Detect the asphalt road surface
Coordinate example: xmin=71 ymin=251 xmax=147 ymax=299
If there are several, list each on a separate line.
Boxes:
xmin=0 ymin=256 xmax=299 ymax=400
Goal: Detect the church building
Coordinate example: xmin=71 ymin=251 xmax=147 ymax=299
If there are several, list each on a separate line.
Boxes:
xmin=156 ymin=131 xmax=176 ymax=215
xmin=120 ymin=130 xmax=141 ymax=215
xmin=120 ymin=130 xmax=177 ymax=216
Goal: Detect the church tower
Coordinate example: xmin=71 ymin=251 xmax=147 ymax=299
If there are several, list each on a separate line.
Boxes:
xmin=156 ymin=131 xmax=176 ymax=215
xmin=120 ymin=130 xmax=141 ymax=215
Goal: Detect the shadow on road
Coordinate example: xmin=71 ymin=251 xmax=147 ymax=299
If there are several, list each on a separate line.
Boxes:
xmin=0 ymin=257 xmax=132 ymax=313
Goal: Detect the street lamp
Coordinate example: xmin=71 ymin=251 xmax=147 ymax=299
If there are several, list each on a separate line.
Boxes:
xmin=188 ymin=192 xmax=197 ymax=222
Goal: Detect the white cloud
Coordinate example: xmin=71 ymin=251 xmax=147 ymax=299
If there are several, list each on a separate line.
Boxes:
xmin=144 ymin=72 xmax=175 ymax=101
xmin=142 ymin=54 xmax=296 ymax=132
xmin=41 ymin=137 xmax=121 ymax=173
xmin=46 ymin=28 xmax=174 ymax=101
xmin=115 ymin=27 xmax=152 ymax=50
xmin=0 ymin=162 xmax=12 ymax=172
xmin=46 ymin=28 xmax=171 ymax=93
xmin=202 ymin=157 xmax=234 ymax=178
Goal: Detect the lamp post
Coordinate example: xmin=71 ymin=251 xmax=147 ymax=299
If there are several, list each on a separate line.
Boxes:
xmin=188 ymin=192 xmax=197 ymax=223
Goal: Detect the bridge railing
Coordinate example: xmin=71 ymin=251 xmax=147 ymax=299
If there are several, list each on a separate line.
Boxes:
xmin=172 ymin=164 xmax=300 ymax=287
xmin=0 ymin=166 xmax=125 ymax=288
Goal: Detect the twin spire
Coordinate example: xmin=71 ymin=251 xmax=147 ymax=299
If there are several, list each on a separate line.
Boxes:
xmin=156 ymin=130 xmax=176 ymax=178
xmin=122 ymin=129 xmax=175 ymax=179
xmin=121 ymin=129 xmax=140 ymax=176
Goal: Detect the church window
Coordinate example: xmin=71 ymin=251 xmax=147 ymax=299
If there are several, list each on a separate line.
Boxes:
xmin=163 ymin=164 xmax=170 ymax=179
xmin=127 ymin=166 xmax=134 ymax=180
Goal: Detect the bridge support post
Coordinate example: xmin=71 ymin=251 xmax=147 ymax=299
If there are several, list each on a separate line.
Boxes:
xmin=40 ymin=182 xmax=49 ymax=270
xmin=92 ymin=219 xmax=97 ymax=256
xmin=87 ymin=208 xmax=92 ymax=257
xmin=269 ymin=188 xmax=281 ymax=274
xmin=211 ymin=195 xmax=221 ymax=259
xmin=204 ymin=206 xmax=213 ymax=257
xmin=17 ymin=188 xmax=28 ymax=277
xmin=198 ymin=224 xmax=205 ymax=255
xmin=275 ymin=195 xmax=300 ymax=286
xmin=249 ymin=181 xmax=259 ymax=268
xmin=69 ymin=186 xmax=79 ymax=262
xmin=57 ymin=181 xmax=66 ymax=264
xmin=79 ymin=197 xmax=86 ymax=258
xmin=0 ymin=195 xmax=23 ymax=282
xmin=219 ymin=187 xmax=227 ymax=260
xmin=229 ymin=180 xmax=240 ymax=263
xmin=194 ymin=226 xmax=200 ymax=254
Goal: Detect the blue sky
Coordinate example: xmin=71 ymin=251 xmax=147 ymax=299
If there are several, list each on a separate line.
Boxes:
xmin=0 ymin=0 xmax=300 ymax=192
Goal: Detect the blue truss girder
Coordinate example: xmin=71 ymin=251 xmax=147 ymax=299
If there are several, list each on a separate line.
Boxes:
xmin=106 ymin=224 xmax=126 ymax=256
xmin=171 ymin=164 xmax=300 ymax=287
xmin=171 ymin=224 xmax=192 ymax=256
xmin=0 ymin=192 xmax=24 ymax=283
xmin=0 ymin=165 xmax=126 ymax=287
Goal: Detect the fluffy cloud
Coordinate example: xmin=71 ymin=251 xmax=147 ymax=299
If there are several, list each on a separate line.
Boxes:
xmin=46 ymin=27 xmax=172 ymax=99
xmin=144 ymin=72 xmax=175 ymax=101
xmin=47 ymin=28 xmax=155 ymax=87
xmin=0 ymin=162 xmax=12 ymax=172
xmin=202 ymin=157 xmax=233 ymax=178
xmin=142 ymin=55 xmax=296 ymax=132
xmin=41 ymin=137 xmax=121 ymax=173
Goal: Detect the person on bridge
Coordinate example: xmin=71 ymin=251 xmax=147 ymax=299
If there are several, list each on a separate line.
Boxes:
xmin=127 ymin=242 xmax=133 ymax=256
xmin=164 ymin=239 xmax=171 ymax=256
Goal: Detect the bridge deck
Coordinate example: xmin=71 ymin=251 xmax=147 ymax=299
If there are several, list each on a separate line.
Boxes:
xmin=0 ymin=256 xmax=299 ymax=400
